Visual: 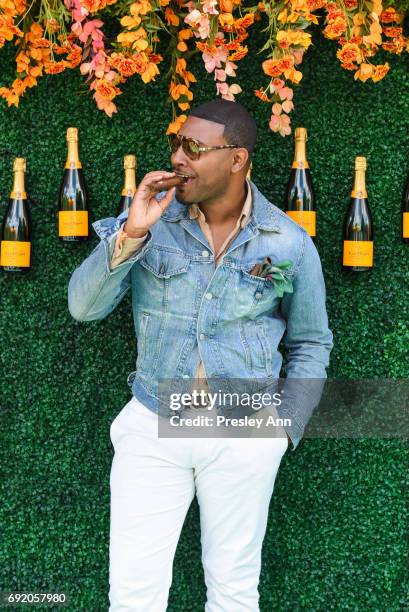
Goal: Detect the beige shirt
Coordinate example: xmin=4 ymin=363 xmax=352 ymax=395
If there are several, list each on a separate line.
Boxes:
xmin=110 ymin=180 xmax=252 ymax=394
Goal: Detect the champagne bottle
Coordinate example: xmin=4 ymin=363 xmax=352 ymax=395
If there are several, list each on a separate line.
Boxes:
xmin=342 ymin=156 xmax=374 ymax=272
xmin=0 ymin=157 xmax=32 ymax=273
xmin=285 ymin=127 xmax=316 ymax=240
xmin=58 ymin=127 xmax=89 ymax=242
xmin=116 ymin=155 xmax=137 ymax=217
xmin=402 ymin=174 xmax=409 ymax=244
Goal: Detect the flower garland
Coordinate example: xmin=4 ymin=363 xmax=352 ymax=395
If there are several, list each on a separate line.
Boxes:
xmin=0 ymin=0 xmax=408 ymax=136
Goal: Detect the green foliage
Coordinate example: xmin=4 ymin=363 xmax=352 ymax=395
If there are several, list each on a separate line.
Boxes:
xmin=0 ymin=23 xmax=407 ymax=612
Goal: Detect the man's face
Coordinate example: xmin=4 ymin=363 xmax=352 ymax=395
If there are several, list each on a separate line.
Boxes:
xmin=170 ymin=116 xmax=239 ymax=205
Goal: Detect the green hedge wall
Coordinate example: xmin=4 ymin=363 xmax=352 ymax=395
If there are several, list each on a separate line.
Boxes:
xmin=0 ymin=13 xmax=407 ymax=612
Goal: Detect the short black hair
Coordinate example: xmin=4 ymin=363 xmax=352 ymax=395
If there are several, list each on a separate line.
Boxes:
xmin=189 ymin=99 xmax=257 ymax=160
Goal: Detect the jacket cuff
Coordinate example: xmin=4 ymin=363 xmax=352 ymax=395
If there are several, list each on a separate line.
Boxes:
xmin=92 ymin=215 xmax=152 ymax=274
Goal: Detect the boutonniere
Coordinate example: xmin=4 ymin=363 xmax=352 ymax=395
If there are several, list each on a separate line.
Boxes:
xmin=249 ymin=257 xmax=293 ymax=298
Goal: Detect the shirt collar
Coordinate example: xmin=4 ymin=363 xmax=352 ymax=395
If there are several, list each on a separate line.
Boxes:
xmin=188 ymin=178 xmax=252 ymax=229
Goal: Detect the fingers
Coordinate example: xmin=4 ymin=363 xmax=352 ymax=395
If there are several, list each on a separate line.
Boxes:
xmin=141 ymin=171 xmax=176 ymax=192
xmin=155 ymin=186 xmax=175 ymax=211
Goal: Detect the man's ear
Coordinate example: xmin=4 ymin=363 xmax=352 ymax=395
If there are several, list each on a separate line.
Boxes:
xmin=231 ymin=147 xmax=249 ymax=174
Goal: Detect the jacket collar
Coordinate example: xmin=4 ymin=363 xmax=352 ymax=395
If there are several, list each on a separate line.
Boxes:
xmin=160 ymin=179 xmax=281 ymax=233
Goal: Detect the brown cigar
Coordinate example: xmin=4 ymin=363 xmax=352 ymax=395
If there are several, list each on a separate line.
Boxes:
xmin=149 ymin=171 xmax=189 ymax=191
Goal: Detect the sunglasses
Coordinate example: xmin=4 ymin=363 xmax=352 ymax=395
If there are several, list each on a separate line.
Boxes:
xmin=168 ymin=133 xmax=239 ymax=161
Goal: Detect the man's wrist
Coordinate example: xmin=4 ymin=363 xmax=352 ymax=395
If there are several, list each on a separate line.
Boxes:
xmin=123 ymin=222 xmax=149 ymax=239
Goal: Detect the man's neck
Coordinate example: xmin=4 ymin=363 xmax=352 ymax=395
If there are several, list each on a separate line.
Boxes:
xmin=196 ymin=180 xmax=248 ymax=227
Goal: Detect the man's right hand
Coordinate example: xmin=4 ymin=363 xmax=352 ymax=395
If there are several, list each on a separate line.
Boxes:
xmin=123 ymin=170 xmax=178 ymax=238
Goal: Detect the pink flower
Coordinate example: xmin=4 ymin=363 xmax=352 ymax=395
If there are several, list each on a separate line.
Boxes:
xmin=224 ymin=60 xmax=237 ymax=77
xmin=278 ymin=86 xmax=293 ymax=100
xmin=94 ymin=93 xmax=117 ymax=117
xmin=282 ymin=99 xmax=294 ymax=113
xmin=293 ymin=48 xmax=305 ymax=65
xmin=272 ymin=102 xmax=282 ymax=115
xmin=272 ymin=78 xmax=285 ymax=89
xmin=216 ymin=82 xmax=242 ymax=100
xmin=215 ymin=68 xmax=226 ymax=81
xmin=70 ymin=0 xmax=88 ymax=22
xmin=184 ymin=9 xmax=202 ymax=27
xmin=269 ymin=113 xmax=291 ymax=137
xmin=197 ymin=14 xmax=211 ymax=38
xmin=203 ymin=47 xmax=228 ymax=72
xmin=80 ymin=19 xmax=104 ymax=42
xmin=80 ymin=61 xmax=91 ymax=75
xmin=202 ymin=0 xmax=219 ymax=14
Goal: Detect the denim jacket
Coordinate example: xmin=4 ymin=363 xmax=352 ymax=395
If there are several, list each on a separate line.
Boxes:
xmin=68 ymin=180 xmax=333 ymax=451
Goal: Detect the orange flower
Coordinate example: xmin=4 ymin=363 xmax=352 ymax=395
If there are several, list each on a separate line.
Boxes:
xmin=11 ymin=78 xmax=26 ymax=95
xmin=383 ymin=26 xmax=403 ymax=38
xmin=372 ymin=63 xmax=389 ymax=82
xmin=219 ymin=13 xmax=234 ymax=27
xmin=336 ymin=42 xmax=363 ymax=68
xmin=29 ymin=65 xmax=43 ymax=77
xmin=380 ymin=7 xmax=403 ymax=24
xmin=228 ymin=46 xmax=248 ymax=61
xmin=94 ymin=78 xmax=122 ymax=100
xmin=354 ymin=62 xmax=373 ymax=82
xmin=233 ymin=14 xmax=254 ymax=31
xmin=110 ymin=52 xmax=148 ymax=76
xmin=65 ymin=46 xmax=82 ymax=68
xmin=120 ymin=15 xmax=142 ymax=28
xmin=44 ymin=61 xmax=66 ymax=74
xmin=262 ymin=56 xmax=294 ymax=77
xmin=254 ymin=88 xmax=270 ymax=102
xmin=16 ymin=52 xmax=30 ymax=72
xmin=276 ymin=29 xmax=312 ymax=49
xmin=165 ymin=7 xmax=179 ymax=26
xmin=32 ymin=38 xmax=51 ymax=48
xmin=179 ymin=28 xmax=193 ymax=40
xmin=166 ymin=114 xmax=187 ymax=135
xmin=324 ymin=16 xmax=347 ymax=39
xmin=23 ymin=75 xmax=37 ymax=88
xmin=382 ymin=37 xmax=406 ymax=54
xmin=220 ymin=0 xmax=233 ymax=11
xmin=141 ymin=61 xmax=160 ymax=83
xmin=344 ymin=0 xmax=357 ymax=8
xmin=0 ymin=87 xmax=19 ymax=107
xmin=130 ymin=0 xmax=152 ymax=16
xmin=307 ymin=0 xmax=326 ymax=9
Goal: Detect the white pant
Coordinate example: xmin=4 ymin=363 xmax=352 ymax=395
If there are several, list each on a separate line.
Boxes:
xmin=109 ymin=396 xmax=288 ymax=611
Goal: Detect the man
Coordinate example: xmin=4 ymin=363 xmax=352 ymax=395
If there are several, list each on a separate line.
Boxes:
xmin=68 ymin=98 xmax=333 ymax=611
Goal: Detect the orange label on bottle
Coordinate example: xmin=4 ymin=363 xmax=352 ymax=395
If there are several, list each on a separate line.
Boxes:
xmin=59 ymin=210 xmax=89 ymax=236
xmin=343 ymin=240 xmax=373 ymax=267
xmin=287 ymin=210 xmax=316 ymax=236
xmin=403 ymin=212 xmax=409 ymax=238
xmin=0 ymin=240 xmax=31 ymax=267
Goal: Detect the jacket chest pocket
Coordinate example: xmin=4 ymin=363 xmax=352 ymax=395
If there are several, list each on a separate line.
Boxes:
xmin=138 ymin=247 xmax=192 ymax=313
xmin=139 ymin=248 xmax=190 ymax=278
xmin=236 ymin=269 xmax=282 ymax=316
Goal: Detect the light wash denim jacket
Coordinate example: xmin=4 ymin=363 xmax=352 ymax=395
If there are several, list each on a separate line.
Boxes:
xmin=68 ymin=180 xmax=333 ymax=451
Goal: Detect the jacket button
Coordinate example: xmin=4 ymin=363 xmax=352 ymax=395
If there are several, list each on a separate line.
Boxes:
xmin=199 ymin=333 xmax=205 ymax=340
xmin=202 ymin=250 xmax=209 ymax=257
xmin=255 ymin=292 xmax=262 ymax=299
xmin=205 ymin=292 xmax=213 ymax=300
